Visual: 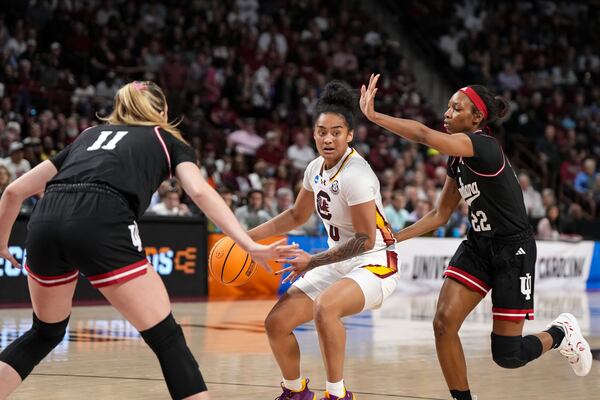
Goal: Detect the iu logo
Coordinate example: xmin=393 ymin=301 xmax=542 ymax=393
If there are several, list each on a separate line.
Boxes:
xmin=520 ymin=273 xmax=532 ymax=300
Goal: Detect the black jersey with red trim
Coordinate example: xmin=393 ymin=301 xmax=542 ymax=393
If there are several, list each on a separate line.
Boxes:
xmin=49 ymin=125 xmax=195 ymax=219
xmin=446 ymin=131 xmax=529 ymax=238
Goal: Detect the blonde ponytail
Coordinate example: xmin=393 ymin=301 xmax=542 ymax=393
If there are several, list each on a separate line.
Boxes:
xmin=99 ymin=81 xmax=187 ymax=143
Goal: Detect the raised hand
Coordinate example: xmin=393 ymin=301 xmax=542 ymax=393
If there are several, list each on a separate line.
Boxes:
xmin=359 ymin=73 xmax=380 ymax=121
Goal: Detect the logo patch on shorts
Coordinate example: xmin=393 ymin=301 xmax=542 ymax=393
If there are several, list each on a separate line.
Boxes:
xmin=520 ymin=272 xmax=532 ymax=300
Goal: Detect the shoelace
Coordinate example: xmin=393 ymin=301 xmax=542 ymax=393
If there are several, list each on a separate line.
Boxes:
xmin=275 ymin=386 xmax=294 ymax=400
xmin=559 ymin=343 xmax=580 ymax=364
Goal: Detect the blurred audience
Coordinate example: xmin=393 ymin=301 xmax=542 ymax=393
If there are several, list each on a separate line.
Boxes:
xmin=0 ymin=0 xmax=597 ymax=239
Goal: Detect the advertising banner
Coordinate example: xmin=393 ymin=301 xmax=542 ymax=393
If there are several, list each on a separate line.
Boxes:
xmin=394 ymin=238 xmax=596 ymax=292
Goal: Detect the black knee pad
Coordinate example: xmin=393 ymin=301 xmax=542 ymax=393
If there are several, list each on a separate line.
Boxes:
xmin=491 ymin=333 xmax=542 ymax=369
xmin=141 ymin=313 xmax=207 ymax=399
xmin=0 ymin=313 xmax=69 ymax=380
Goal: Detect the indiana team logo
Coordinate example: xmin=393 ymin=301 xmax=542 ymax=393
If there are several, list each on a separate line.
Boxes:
xmin=331 ymin=180 xmax=339 ymax=194
xmin=520 ymin=273 xmax=532 ymax=300
xmin=457 ymin=175 xmax=480 ymax=206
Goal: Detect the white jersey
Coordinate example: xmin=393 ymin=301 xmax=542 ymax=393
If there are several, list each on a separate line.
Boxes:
xmin=303 ymin=147 xmax=395 ymax=250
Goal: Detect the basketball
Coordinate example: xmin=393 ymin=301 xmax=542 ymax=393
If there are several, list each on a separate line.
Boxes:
xmin=208 ymin=236 xmax=258 ymax=286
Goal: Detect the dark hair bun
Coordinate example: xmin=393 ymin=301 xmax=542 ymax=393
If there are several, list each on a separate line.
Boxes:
xmin=320 ymin=80 xmax=357 ymax=110
xmin=315 ymin=80 xmax=357 ymax=129
xmin=494 ymin=96 xmax=509 ymax=120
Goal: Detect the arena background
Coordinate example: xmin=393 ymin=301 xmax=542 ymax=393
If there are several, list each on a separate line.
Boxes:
xmin=0 ymin=0 xmax=599 ymax=300
xmin=1 ymin=2 xmax=600 ymax=399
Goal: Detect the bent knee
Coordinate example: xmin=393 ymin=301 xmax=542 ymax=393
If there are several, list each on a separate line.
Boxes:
xmin=491 ymin=333 xmax=542 ymax=369
xmin=432 ymin=310 xmax=460 ymax=338
xmin=492 ymin=355 xmax=526 ymax=369
xmin=313 ymin=297 xmax=340 ymax=327
xmin=264 ymin=311 xmax=294 ymax=337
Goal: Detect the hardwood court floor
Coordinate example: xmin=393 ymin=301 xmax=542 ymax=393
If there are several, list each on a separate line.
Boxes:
xmin=1 ymin=290 xmax=600 ymax=399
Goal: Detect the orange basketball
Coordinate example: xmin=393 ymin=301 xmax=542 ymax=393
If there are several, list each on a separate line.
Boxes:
xmin=208 ymin=236 xmax=258 ymax=286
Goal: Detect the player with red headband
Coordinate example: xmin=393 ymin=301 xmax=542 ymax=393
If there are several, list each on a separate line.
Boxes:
xmin=360 ymin=75 xmax=592 ymax=400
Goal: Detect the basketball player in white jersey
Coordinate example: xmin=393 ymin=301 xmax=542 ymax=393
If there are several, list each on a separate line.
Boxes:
xmin=250 ymin=81 xmax=400 ymax=400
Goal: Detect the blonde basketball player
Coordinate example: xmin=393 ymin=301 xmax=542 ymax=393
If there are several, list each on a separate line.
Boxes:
xmin=250 ymin=81 xmax=399 ymax=400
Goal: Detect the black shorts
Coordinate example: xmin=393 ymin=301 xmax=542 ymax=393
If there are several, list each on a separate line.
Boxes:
xmin=444 ymin=229 xmax=537 ymax=321
xmin=24 ymin=183 xmax=148 ymax=289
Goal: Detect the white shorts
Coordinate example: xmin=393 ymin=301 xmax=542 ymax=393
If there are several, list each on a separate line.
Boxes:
xmin=293 ymin=250 xmax=400 ymax=311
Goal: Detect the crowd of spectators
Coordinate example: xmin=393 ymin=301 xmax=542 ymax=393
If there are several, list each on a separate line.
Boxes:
xmin=0 ymin=0 xmax=596 ymax=239
xmin=401 ymin=0 xmax=600 ymax=238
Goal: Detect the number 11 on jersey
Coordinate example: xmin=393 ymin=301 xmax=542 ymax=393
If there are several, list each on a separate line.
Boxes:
xmin=87 ymin=130 xmax=129 ymax=151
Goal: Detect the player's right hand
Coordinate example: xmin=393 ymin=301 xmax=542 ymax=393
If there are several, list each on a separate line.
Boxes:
xmin=246 ymin=238 xmax=288 ymax=273
xmin=0 ymin=246 xmax=21 ymax=268
xmin=359 ymin=73 xmax=380 ymax=121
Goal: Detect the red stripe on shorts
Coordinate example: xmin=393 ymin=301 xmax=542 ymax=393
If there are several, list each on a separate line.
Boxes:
xmin=87 ymin=259 xmax=148 ymax=288
xmin=444 ymin=266 xmax=491 ymax=297
xmin=25 ymin=265 xmax=79 ymax=287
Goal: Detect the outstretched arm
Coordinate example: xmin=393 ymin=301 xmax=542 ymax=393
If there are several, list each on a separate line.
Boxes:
xmin=360 ymin=74 xmax=475 ymax=158
xmin=176 ymin=162 xmax=284 ymax=270
xmin=394 ymin=176 xmax=462 ymax=242
xmin=0 ymin=161 xmax=59 ymax=266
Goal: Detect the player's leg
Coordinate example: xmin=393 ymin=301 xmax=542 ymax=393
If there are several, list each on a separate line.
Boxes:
xmin=490 ymin=237 xmax=591 ymax=376
xmin=313 ymin=277 xmax=364 ymax=399
xmin=98 ymin=264 xmax=209 ymax=400
xmin=491 ymin=319 xmax=551 ymax=369
xmin=0 ymin=276 xmax=77 ymax=399
xmin=268 ymin=264 xmax=345 ymax=398
xmin=264 ymin=286 xmax=315 ymax=397
xmin=314 ymin=259 xmax=399 ymax=399
xmin=265 ymin=287 xmax=315 ymax=379
xmin=434 ymin=277 xmax=483 ymax=400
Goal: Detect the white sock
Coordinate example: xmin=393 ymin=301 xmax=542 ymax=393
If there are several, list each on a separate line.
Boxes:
xmin=326 ymin=379 xmax=345 ymax=398
xmin=283 ymin=377 xmax=303 ymax=391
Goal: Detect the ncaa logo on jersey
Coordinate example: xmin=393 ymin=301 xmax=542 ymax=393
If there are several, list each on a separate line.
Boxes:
xmin=314 ymin=175 xmax=319 ymax=184
xmin=331 ymin=180 xmax=339 ymax=194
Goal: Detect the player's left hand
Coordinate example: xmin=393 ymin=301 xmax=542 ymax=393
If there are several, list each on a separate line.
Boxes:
xmin=360 ymin=73 xmax=380 ymax=120
xmin=274 ymin=243 xmax=313 ymax=283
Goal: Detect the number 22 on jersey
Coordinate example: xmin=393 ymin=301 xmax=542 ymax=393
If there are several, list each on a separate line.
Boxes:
xmin=87 ymin=130 xmax=129 ymax=151
xmin=471 ymin=210 xmax=491 ymax=232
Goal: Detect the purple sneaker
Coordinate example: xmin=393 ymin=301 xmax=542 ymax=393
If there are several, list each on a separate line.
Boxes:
xmin=320 ymin=389 xmax=356 ymax=400
xmin=275 ymin=378 xmax=316 ymax=400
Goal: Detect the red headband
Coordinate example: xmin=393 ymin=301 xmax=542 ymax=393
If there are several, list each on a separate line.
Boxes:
xmin=459 ymin=87 xmax=488 ymax=119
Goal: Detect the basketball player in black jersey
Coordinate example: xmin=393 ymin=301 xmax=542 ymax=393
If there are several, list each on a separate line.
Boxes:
xmin=0 ymin=81 xmax=283 ymax=399
xmin=360 ymin=74 xmax=592 ymax=400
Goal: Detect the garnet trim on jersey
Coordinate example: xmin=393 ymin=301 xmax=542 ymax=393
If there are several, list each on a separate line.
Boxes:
xmin=444 ymin=266 xmax=491 ymax=297
xmin=87 ymin=259 xmax=148 ymax=288
xmin=361 ymin=261 xmax=397 ymax=279
xmin=492 ymin=307 xmax=534 ymax=321
xmin=24 ymin=265 xmax=79 ymax=287
xmin=375 ymin=207 xmax=395 ymax=246
xmin=319 ymin=148 xmax=355 ymax=182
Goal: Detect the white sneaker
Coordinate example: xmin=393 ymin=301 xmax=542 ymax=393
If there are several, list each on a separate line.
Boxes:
xmin=549 ymin=313 xmax=592 ymax=376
